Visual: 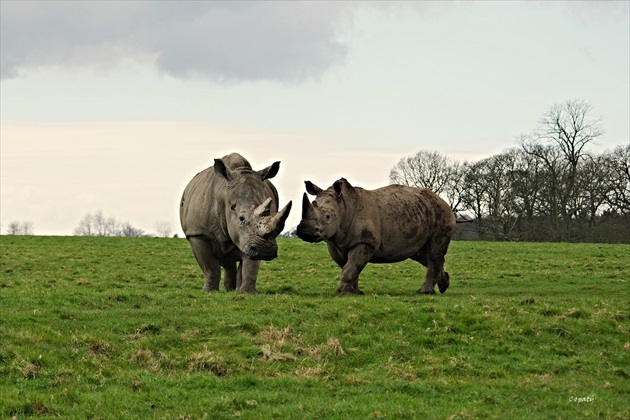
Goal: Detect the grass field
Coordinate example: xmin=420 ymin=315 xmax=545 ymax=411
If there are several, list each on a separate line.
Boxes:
xmin=1 ymin=236 xmax=629 ymax=419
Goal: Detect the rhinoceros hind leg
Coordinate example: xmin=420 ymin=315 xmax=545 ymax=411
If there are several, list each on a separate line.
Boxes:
xmin=412 ymin=246 xmax=429 ymax=267
xmin=223 ymin=262 xmax=237 ymax=291
xmin=414 ymin=248 xmax=435 ymax=294
xmin=420 ymin=256 xmax=447 ymax=295
xmin=187 ymin=236 xmax=221 ymax=292
xmin=417 ymin=237 xmax=451 ymax=295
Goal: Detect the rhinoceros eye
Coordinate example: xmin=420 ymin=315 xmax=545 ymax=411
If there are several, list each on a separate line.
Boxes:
xmin=239 ymin=215 xmax=246 ymax=224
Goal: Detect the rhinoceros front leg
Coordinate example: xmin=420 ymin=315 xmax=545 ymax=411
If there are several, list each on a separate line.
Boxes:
xmin=237 ymin=258 xmax=260 ymax=294
xmin=187 ymin=236 xmax=221 ymax=291
xmin=337 ymin=244 xmax=374 ymax=295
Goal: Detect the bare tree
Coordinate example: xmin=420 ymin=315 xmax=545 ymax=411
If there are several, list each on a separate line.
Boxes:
xmin=459 ymin=153 xmax=522 ymax=240
xmin=390 ymin=150 xmax=453 ymax=192
xmin=446 ymin=164 xmax=467 ymax=213
xmin=507 ymin=146 xmax=544 ymax=238
xmin=606 ymin=145 xmax=630 ymax=214
xmin=535 ymin=99 xmax=604 ymax=172
xmin=92 ymin=210 xmax=119 ymax=236
xmin=574 ymin=155 xmax=613 ymax=225
xmin=21 ymin=221 xmax=34 ymax=235
xmin=526 ymin=100 xmax=604 ymax=235
xmin=119 ymin=221 xmax=144 ymax=237
xmin=6 ymin=221 xmax=34 ymax=235
xmin=519 ymin=101 xmax=601 ymax=239
xmin=155 ymin=220 xmax=174 ymax=238
xmin=7 ymin=221 xmax=21 ymax=235
xmin=74 ymin=213 xmax=94 ymax=236
xmin=74 ymin=211 xmax=143 ymax=237
xmin=389 ymin=150 xmax=463 ymax=210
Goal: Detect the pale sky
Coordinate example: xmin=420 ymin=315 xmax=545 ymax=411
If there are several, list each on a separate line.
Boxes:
xmin=1 ymin=1 xmax=629 ymax=236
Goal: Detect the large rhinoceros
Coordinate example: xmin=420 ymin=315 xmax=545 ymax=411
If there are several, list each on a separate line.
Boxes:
xmin=180 ymin=153 xmax=292 ymax=293
xmin=296 ymin=178 xmax=456 ymax=294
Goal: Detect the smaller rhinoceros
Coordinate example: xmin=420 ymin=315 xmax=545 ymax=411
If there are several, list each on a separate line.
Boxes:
xmin=180 ymin=153 xmax=292 ymax=293
xmin=296 ymin=178 xmax=456 ymax=294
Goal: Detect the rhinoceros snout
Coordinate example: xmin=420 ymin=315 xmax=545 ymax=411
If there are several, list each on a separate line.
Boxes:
xmin=243 ymin=242 xmax=278 ymax=261
xmin=296 ymin=223 xmax=321 ymax=243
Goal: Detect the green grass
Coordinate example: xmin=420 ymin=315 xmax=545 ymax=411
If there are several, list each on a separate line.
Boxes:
xmin=1 ymin=236 xmax=629 ymax=419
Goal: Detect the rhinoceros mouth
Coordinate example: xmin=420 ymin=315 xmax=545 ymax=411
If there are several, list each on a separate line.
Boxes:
xmin=249 ymin=252 xmax=278 ymax=261
xmin=296 ymin=224 xmax=323 ymax=243
xmin=242 ymin=243 xmax=278 ymax=261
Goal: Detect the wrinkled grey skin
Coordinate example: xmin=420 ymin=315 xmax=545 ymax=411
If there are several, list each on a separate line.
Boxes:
xmin=296 ymin=178 xmax=456 ymax=295
xmin=180 ymin=153 xmax=292 ymax=293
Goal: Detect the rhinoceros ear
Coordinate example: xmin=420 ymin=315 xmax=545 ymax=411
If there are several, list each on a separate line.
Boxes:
xmin=333 ymin=180 xmax=344 ymax=197
xmin=258 ymin=161 xmax=280 ymax=180
xmin=333 ymin=178 xmax=351 ymax=197
xmin=305 ymin=181 xmax=323 ymax=196
xmin=214 ymin=159 xmax=233 ymax=181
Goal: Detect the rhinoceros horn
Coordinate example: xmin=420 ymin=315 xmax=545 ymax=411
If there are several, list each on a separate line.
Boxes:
xmin=301 ymin=193 xmax=315 ymax=219
xmin=260 ymin=201 xmax=293 ymax=239
xmin=254 ymin=197 xmax=273 ymax=217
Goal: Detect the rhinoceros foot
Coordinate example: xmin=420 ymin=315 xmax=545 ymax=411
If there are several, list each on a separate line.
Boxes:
xmin=336 ymin=285 xmax=364 ymax=295
xmin=438 ymin=272 xmax=450 ymax=294
xmin=237 ymin=287 xmax=259 ymax=294
xmin=202 ymin=279 xmax=220 ymax=292
xmin=417 ymin=287 xmax=436 ymax=295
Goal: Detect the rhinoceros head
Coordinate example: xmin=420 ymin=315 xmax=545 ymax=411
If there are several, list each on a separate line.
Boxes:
xmin=296 ymin=178 xmax=348 ymax=243
xmin=214 ymin=158 xmax=292 ymax=261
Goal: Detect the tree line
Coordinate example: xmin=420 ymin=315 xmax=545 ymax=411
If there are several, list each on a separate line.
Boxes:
xmin=73 ymin=211 xmax=175 ymax=238
xmin=390 ymin=100 xmax=629 ymax=243
xmin=5 ymin=221 xmax=34 ymax=235
xmin=73 ymin=211 xmax=146 ymax=237
xmin=3 ymin=212 xmax=174 ymax=237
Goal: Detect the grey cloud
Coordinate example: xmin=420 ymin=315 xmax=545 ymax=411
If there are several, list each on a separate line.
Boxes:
xmin=0 ymin=1 xmax=354 ymax=82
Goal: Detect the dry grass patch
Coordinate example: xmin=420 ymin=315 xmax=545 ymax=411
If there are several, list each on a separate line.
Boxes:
xmin=131 ymin=348 xmax=172 ymax=373
xmin=259 ymin=325 xmax=294 ymax=345
xmin=294 ymin=364 xmax=333 ymax=379
xmin=260 ymin=344 xmax=296 ymax=362
xmin=257 ymin=326 xmax=345 ymax=363
xmin=187 ymin=346 xmax=228 ymax=376
xmin=326 ymin=337 xmax=345 ymax=356
xmin=20 ymin=360 xmax=42 ymax=379
xmin=86 ymin=339 xmax=111 ymax=357
xmin=258 ymin=325 xmax=299 ymax=362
